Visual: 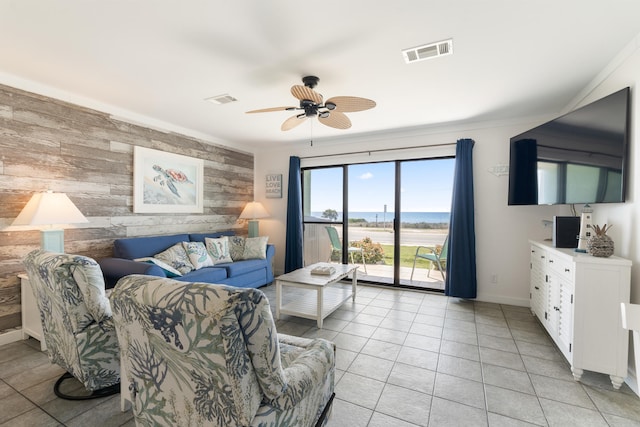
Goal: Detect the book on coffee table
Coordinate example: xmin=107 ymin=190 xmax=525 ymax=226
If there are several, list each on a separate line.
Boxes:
xmin=310 ymin=266 xmax=336 ymax=276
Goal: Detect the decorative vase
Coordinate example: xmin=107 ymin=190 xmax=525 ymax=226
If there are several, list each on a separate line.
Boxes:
xmin=587 ymin=224 xmax=614 ymax=257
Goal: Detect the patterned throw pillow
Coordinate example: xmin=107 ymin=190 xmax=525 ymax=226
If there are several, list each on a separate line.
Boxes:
xmin=134 ymin=257 xmax=183 ymax=277
xmin=205 ymin=236 xmax=233 ymax=264
xmin=228 ymin=236 xmax=246 ymax=261
xmin=154 ymin=243 xmax=194 ymax=275
xmin=241 ymin=236 xmax=269 ymax=260
xmin=182 ymin=242 xmax=215 ymax=270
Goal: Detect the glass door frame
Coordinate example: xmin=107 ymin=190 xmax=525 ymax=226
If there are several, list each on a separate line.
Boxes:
xmin=301 ymin=155 xmax=453 ymax=292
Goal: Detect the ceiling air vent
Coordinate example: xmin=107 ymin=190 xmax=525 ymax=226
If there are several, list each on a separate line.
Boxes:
xmin=402 ymin=39 xmax=453 ymax=64
xmin=205 ymin=94 xmax=238 ymax=105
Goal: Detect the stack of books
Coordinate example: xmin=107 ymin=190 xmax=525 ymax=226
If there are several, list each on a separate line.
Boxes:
xmin=310 ymin=266 xmax=336 ymax=276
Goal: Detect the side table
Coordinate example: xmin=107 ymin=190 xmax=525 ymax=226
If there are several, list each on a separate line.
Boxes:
xmin=19 ymin=274 xmax=47 ymax=351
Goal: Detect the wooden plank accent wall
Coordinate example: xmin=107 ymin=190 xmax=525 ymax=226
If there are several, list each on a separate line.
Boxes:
xmin=0 ymin=83 xmax=253 ymax=332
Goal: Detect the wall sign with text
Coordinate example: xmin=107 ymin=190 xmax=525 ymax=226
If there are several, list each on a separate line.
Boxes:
xmin=265 ymin=174 xmax=282 ymax=198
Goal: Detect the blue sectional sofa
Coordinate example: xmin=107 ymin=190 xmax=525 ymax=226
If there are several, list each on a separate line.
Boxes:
xmin=98 ymin=231 xmax=275 ymax=289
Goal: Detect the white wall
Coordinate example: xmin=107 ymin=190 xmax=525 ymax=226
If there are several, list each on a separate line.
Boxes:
xmin=255 ymin=33 xmax=640 ymax=312
xmin=255 ymin=34 xmax=640 ymax=391
xmin=567 ymin=35 xmax=640 ymax=303
xmin=254 ymin=120 xmax=563 ymax=307
xmin=569 ymin=35 xmax=640 ymax=393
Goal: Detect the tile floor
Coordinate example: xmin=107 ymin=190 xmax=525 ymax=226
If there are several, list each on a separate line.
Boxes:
xmin=2 ymin=283 xmax=640 ymax=426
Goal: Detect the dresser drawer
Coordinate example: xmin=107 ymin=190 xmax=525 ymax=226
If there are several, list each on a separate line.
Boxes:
xmin=547 ymin=253 xmax=574 ymax=282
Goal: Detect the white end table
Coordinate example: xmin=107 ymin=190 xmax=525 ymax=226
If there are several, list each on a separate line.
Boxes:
xmin=19 ymin=274 xmax=47 ymax=351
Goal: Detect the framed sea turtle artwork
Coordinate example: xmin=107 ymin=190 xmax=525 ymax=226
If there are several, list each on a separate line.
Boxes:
xmin=133 ymin=146 xmax=204 ymax=213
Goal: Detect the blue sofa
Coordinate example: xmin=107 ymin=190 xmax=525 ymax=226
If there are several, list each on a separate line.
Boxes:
xmin=98 ymin=231 xmax=275 ymax=289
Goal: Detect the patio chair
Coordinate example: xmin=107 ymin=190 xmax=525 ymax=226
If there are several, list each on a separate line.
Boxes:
xmin=410 ymin=235 xmax=448 ymax=281
xmin=325 ymin=226 xmax=367 ymax=274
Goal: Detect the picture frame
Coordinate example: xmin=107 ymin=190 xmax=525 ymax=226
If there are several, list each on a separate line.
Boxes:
xmin=265 ymin=173 xmax=282 ymax=198
xmin=133 ymin=146 xmax=204 ymax=213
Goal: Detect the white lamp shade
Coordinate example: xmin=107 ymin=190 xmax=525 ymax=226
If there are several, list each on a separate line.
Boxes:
xmin=239 ymin=201 xmax=269 ymax=220
xmin=12 ymin=191 xmax=89 ymax=226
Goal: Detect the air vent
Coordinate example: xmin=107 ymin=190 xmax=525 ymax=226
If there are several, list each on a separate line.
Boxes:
xmin=402 ymin=39 xmax=453 ymax=64
xmin=205 ymin=94 xmax=238 ymax=105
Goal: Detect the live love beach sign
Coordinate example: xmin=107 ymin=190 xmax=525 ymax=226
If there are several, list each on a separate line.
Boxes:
xmin=265 ymin=174 xmax=282 ymax=198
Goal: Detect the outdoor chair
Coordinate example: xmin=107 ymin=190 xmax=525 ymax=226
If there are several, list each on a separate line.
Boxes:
xmin=110 ymin=275 xmax=335 ymax=427
xmin=410 ymin=235 xmax=448 ymax=281
xmin=325 ymin=226 xmax=367 ymax=273
xmin=22 ymin=250 xmax=120 ymax=400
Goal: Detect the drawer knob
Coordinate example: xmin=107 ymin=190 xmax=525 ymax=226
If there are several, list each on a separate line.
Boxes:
xmin=564 ymin=268 xmax=570 ymax=273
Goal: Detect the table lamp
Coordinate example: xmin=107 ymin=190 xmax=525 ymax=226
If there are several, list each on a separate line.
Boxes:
xmin=239 ymin=201 xmax=269 ymax=238
xmin=12 ymin=190 xmax=89 ymax=253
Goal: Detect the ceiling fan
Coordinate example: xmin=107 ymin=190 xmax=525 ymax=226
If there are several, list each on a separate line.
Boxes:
xmin=246 ymin=76 xmax=376 ymax=131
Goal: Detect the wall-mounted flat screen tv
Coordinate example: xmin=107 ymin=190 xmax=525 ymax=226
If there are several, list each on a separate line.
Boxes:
xmin=508 ymin=87 xmax=630 ymax=206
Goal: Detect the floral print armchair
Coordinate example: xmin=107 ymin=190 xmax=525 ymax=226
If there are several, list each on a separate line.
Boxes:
xmin=22 ymin=250 xmax=120 ymax=398
xmin=110 ymin=275 xmax=335 ymax=427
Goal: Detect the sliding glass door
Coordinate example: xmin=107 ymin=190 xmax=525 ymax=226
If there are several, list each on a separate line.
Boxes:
xmin=347 ymin=162 xmax=396 ymax=284
xmin=398 ymin=158 xmax=454 ymax=290
xmin=302 ymin=157 xmax=454 ymax=291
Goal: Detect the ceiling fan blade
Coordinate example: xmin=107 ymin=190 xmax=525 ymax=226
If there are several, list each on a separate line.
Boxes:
xmin=319 ymin=111 xmax=351 ymax=129
xmin=246 ymin=106 xmax=296 ymax=113
xmin=326 ymin=96 xmax=376 ymax=112
xmin=281 ymin=114 xmax=307 ymax=131
xmin=291 ymin=85 xmax=323 ymax=104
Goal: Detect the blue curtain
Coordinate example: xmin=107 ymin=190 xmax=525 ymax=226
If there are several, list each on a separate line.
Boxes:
xmin=445 ymin=139 xmax=477 ymax=298
xmin=284 ymin=156 xmax=303 ymax=273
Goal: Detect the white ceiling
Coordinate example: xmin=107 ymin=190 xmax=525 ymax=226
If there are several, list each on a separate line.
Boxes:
xmin=1 ymin=1 xmax=640 ymax=150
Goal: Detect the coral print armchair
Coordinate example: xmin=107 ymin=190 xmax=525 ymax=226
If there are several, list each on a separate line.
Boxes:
xmin=110 ymin=275 xmax=335 ymax=427
xmin=22 ymin=250 xmax=120 ymax=399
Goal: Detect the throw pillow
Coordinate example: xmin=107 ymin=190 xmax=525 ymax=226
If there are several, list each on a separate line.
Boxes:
xmin=228 ymin=236 xmax=246 ymax=261
xmin=134 ymin=257 xmax=183 ymax=277
xmin=205 ymin=236 xmax=233 ymax=264
xmin=242 ymin=236 xmax=269 ymax=260
xmin=154 ymin=243 xmax=194 ymax=275
xmin=182 ymin=241 xmax=215 ymax=270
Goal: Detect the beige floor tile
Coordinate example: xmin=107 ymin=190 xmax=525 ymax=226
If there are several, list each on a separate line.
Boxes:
xmin=3 ymin=284 xmax=640 ymax=427
xmin=347 ymin=353 xmax=394 ymax=382
xmin=428 ymin=396 xmax=488 ymax=427
xmin=335 ymin=372 xmax=385 ymax=409
xmin=485 ymin=385 xmax=546 ymax=426
xmin=539 ymin=398 xmax=608 ymax=427
xmin=375 ymin=383 xmax=431 ymax=426
xmin=433 ymin=373 xmax=485 ymax=409
xmin=360 ymin=338 xmax=402 ymax=361
xmin=326 ymin=398 xmax=372 ymax=427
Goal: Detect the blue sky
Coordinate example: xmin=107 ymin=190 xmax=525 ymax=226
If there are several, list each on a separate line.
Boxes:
xmin=308 ymin=158 xmax=455 ymax=213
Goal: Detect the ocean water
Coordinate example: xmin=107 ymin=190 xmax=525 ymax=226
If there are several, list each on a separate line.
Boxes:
xmin=311 ymin=211 xmax=450 ymax=224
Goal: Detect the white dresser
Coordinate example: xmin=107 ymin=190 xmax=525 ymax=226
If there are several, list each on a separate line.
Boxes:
xmin=529 ymin=241 xmax=631 ymax=389
xmin=19 ymin=274 xmax=47 ymax=351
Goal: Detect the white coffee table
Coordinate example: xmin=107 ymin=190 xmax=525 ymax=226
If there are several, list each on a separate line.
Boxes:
xmin=275 ymin=263 xmax=358 ymax=328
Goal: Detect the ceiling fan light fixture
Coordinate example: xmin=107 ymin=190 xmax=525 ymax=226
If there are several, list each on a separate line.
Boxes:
xmin=247 ymin=75 xmax=375 ymax=131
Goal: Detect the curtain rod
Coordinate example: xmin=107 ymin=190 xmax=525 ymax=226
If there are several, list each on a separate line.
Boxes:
xmin=299 ymin=142 xmax=457 ymax=160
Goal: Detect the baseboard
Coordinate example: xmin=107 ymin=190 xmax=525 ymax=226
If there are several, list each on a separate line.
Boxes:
xmin=0 ymin=328 xmax=24 ymax=347
xmin=625 ymin=369 xmax=639 ymax=397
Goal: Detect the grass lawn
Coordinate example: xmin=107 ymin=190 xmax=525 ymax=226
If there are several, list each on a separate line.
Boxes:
xmin=380 ymin=244 xmax=444 ymax=270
